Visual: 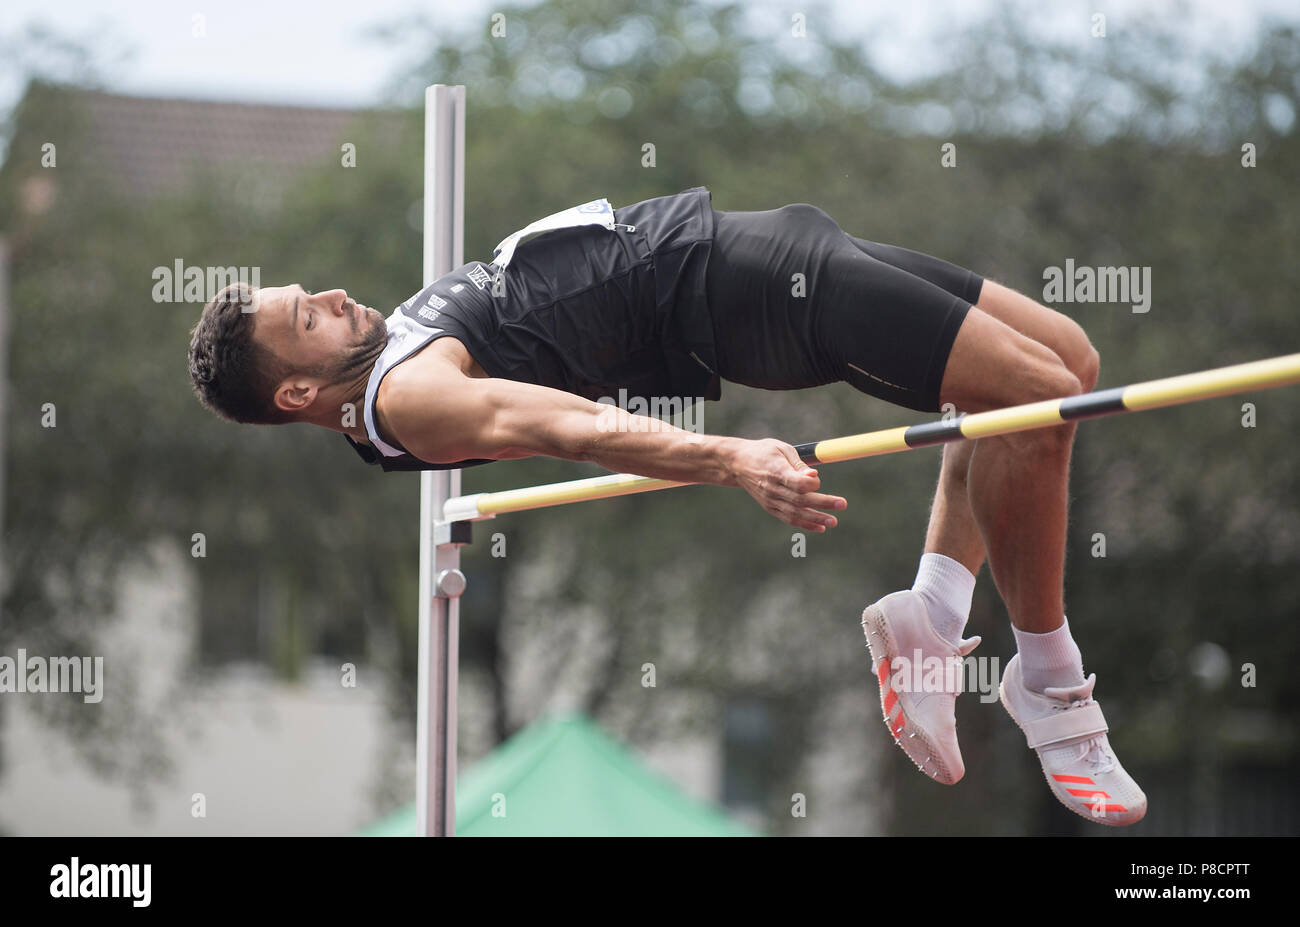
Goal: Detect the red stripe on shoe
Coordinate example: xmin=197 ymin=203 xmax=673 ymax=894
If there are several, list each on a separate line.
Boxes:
xmin=1052 ymin=774 xmax=1095 ymax=784
xmin=1067 ymin=788 xmax=1110 ymax=798
xmin=883 ymin=688 xmax=898 ymax=714
xmin=877 ymin=660 xmax=891 ymax=688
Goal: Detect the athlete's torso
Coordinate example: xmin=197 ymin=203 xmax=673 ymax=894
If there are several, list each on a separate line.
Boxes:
xmin=346 ymin=186 xmax=719 ymax=472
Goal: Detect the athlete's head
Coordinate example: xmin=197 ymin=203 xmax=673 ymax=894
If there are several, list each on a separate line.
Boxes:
xmin=188 ymin=282 xmax=387 ymax=425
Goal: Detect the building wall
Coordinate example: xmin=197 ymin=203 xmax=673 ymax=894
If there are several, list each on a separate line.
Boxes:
xmin=0 ymin=542 xmax=396 ymax=836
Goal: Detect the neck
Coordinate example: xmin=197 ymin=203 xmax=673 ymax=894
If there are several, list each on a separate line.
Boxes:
xmin=303 ymin=371 xmax=374 ymax=441
xmin=306 ymin=325 xmax=388 ymax=439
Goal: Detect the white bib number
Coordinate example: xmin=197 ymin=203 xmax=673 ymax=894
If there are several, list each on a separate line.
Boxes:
xmin=492 ymin=197 xmax=625 ymax=268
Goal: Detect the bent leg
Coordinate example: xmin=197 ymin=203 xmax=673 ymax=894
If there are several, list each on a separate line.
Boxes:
xmin=926 ymin=281 xmax=1100 ymax=581
xmin=818 ymin=230 xmax=1086 ymax=633
xmin=937 ymin=307 xmax=1084 ymax=633
xmin=844 ymin=238 xmax=1101 ymax=594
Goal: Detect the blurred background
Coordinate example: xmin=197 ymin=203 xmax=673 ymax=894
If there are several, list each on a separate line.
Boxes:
xmin=0 ymin=0 xmax=1296 ymax=836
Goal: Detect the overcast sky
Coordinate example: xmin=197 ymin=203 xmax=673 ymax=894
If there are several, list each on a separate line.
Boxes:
xmin=1 ymin=0 xmax=1295 ymax=113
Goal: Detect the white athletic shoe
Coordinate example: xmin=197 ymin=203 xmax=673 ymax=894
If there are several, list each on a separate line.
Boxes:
xmin=999 ymin=653 xmax=1147 ymax=826
xmin=861 ymin=589 xmax=981 ymax=785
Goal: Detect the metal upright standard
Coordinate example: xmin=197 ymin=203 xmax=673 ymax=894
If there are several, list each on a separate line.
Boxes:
xmin=417 ymin=84 xmax=466 ymax=838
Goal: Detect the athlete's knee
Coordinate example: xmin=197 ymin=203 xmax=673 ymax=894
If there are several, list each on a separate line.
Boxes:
xmin=1020 ymin=310 xmax=1098 ymax=394
xmin=1081 ymin=340 xmax=1101 ymax=392
xmin=1056 ymin=318 xmax=1100 ymax=392
xmin=1014 ymin=358 xmax=1084 ymax=451
xmin=1021 ymin=357 xmax=1083 ymax=406
xmin=979 ymin=281 xmax=1100 ymax=392
xmin=1076 ymin=344 xmax=1100 ymax=393
xmin=944 ymin=316 xmax=1083 ymax=413
xmin=1032 ymin=303 xmax=1098 ymax=392
xmin=954 ymin=359 xmax=1081 ymax=429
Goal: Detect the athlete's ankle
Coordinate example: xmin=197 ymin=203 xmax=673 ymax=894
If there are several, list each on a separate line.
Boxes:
xmin=1011 ymin=617 xmax=1086 ymax=691
xmin=912 ymin=552 xmax=975 ymax=645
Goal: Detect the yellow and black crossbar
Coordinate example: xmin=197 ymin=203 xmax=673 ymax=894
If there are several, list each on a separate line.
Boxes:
xmin=441 ymin=352 xmax=1300 ymax=523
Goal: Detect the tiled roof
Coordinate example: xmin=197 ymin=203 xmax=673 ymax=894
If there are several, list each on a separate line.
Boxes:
xmin=53 ymin=86 xmax=405 ymax=201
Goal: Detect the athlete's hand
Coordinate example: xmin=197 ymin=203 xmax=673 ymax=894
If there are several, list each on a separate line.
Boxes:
xmin=727 ymin=438 xmax=847 ymax=531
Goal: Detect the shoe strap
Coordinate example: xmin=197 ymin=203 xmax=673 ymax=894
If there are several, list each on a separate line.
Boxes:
xmin=1024 ymin=703 xmax=1108 ymax=749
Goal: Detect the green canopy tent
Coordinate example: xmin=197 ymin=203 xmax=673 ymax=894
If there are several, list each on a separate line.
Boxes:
xmin=360 ymin=713 xmax=760 ymax=836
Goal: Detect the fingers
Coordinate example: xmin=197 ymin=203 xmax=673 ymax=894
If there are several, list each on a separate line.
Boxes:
xmin=802 ymin=491 xmax=847 ymax=511
xmin=772 ymin=504 xmax=837 ymax=532
xmin=767 ymin=477 xmax=846 ymax=512
xmin=752 ymin=440 xmax=849 ymax=530
xmin=765 ymin=492 xmax=846 ymax=532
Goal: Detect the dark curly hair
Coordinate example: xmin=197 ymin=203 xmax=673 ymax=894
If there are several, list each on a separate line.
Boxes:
xmin=188 ymin=283 xmax=294 ymax=425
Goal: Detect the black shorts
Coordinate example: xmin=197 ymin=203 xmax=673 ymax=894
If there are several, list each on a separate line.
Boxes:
xmin=704 ymin=203 xmax=983 ymax=412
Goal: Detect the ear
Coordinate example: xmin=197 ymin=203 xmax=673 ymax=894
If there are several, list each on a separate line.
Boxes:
xmin=274 ymin=377 xmax=319 ymax=415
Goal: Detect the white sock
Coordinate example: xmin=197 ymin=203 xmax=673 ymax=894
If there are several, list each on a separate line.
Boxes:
xmin=1011 ymin=617 xmax=1087 ymax=692
xmin=912 ymin=552 xmax=975 ymax=645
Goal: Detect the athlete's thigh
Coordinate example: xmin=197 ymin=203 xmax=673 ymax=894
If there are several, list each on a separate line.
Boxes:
xmin=848 ymin=237 xmax=985 ymax=306
xmin=812 ymin=242 xmax=974 ymax=413
xmin=855 ymin=234 xmax=1095 ymax=385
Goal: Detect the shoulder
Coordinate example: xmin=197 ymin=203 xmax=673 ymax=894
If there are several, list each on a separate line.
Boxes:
xmin=375 ymin=338 xmax=486 ymax=463
xmin=377 ymin=337 xmax=465 ymax=416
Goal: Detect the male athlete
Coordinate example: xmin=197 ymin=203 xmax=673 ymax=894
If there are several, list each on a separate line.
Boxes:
xmin=188 ymin=186 xmax=1145 ymax=826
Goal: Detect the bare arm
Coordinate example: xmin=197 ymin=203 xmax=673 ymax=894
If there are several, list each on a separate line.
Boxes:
xmin=381 ymin=367 xmax=846 ymax=531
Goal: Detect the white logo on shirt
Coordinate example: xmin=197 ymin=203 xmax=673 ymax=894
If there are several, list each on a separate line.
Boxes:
xmin=466 ymin=264 xmax=493 ymax=290
xmin=417 ymin=292 xmax=447 ymax=322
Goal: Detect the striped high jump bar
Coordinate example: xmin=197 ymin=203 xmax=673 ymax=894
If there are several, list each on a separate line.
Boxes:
xmin=442 ymin=352 xmax=1300 ymax=524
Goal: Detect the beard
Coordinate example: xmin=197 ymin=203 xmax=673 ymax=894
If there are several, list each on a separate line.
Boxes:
xmin=312 ymin=310 xmax=388 ymax=386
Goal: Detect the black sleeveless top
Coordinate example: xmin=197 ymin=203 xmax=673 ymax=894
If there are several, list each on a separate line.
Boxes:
xmin=347 ymin=186 xmax=719 ymax=472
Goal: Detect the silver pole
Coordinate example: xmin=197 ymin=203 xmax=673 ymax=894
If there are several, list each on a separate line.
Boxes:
xmin=416 ymin=84 xmax=465 ymax=837
xmin=0 ymin=238 xmax=9 ymax=602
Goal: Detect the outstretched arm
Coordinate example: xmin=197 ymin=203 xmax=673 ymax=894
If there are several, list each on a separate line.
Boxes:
xmin=380 ymin=368 xmax=846 ymax=531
